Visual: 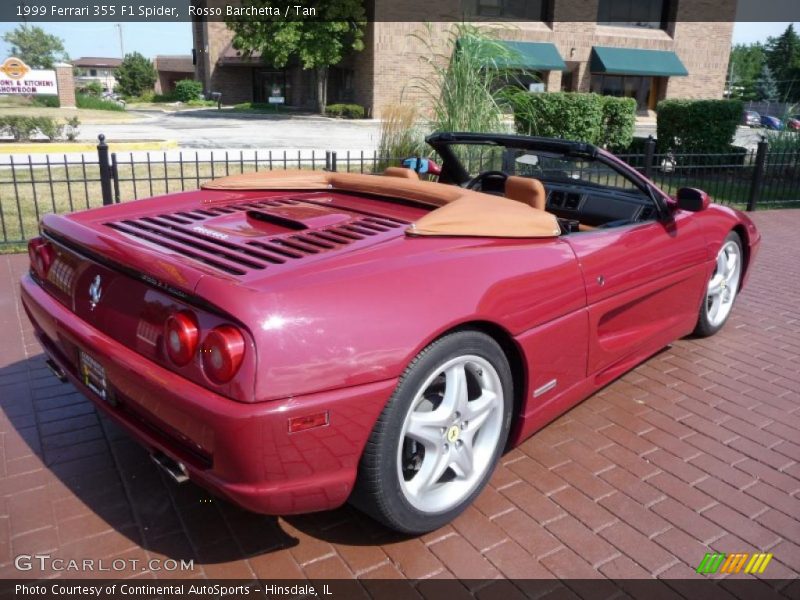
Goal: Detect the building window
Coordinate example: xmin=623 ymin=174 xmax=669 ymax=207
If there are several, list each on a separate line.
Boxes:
xmin=329 ymin=67 xmax=355 ymax=103
xmin=464 ymin=0 xmax=549 ymax=20
xmin=89 ymin=69 xmax=97 ymax=76
xmin=591 ymin=73 xmax=655 ymax=111
xmin=597 ymin=0 xmax=668 ymax=29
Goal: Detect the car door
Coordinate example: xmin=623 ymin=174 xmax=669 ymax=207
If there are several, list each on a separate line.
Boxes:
xmin=565 ymin=177 xmax=708 ymax=382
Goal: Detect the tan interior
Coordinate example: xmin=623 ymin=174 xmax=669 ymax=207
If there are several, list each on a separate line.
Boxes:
xmin=410 ymin=195 xmax=561 ymax=238
xmin=202 ymin=169 xmax=561 ymax=238
xmin=504 ymin=176 xmax=546 ymax=211
xmin=383 ymin=167 xmax=419 ymax=180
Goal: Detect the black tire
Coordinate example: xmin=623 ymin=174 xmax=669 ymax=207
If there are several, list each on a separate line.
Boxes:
xmin=693 ymin=231 xmax=743 ymax=338
xmin=350 ymin=330 xmax=513 ymax=534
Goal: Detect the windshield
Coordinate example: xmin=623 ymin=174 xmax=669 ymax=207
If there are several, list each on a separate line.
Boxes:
xmin=442 ymin=142 xmax=640 ymax=193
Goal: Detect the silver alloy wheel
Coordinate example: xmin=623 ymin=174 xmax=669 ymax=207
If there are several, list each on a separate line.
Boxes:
xmin=396 ymin=355 xmax=504 ymax=513
xmin=706 ymin=240 xmax=741 ymax=327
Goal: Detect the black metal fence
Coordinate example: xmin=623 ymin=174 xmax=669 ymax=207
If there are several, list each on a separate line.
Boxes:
xmin=1 ymin=135 xmax=799 ymax=246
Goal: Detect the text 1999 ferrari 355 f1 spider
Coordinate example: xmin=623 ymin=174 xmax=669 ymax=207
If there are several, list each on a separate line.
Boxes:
xmin=21 ymin=133 xmax=759 ymax=533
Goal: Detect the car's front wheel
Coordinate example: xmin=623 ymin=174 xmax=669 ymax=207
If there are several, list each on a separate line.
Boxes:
xmin=694 ymin=231 xmax=743 ymax=337
xmin=351 ymin=330 xmax=513 ymax=534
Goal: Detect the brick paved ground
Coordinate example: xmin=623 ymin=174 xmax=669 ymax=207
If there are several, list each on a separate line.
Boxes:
xmin=0 ymin=211 xmax=798 ymax=593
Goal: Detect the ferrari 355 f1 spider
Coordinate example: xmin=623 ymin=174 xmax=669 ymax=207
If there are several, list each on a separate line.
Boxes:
xmin=21 ymin=133 xmax=759 ymax=533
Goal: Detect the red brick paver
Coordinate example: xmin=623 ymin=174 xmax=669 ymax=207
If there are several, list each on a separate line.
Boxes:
xmin=1 ymin=211 xmax=799 ymax=590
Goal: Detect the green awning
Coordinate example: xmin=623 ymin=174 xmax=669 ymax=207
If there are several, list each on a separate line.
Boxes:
xmin=496 ymin=41 xmax=567 ymax=71
xmin=590 ymin=46 xmax=688 ymax=77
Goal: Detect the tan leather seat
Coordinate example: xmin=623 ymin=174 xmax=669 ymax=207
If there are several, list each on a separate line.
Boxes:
xmin=504 ymin=176 xmax=546 ymax=211
xmin=383 ymin=167 xmax=419 ymax=180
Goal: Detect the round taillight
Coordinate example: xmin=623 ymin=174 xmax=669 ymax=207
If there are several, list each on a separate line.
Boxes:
xmin=164 ymin=311 xmax=199 ymax=366
xmin=201 ymin=325 xmax=245 ymax=384
xmin=28 ymin=238 xmax=54 ymax=280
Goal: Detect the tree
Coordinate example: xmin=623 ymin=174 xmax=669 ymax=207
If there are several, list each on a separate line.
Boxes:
xmin=756 ymin=64 xmax=779 ymax=102
xmin=728 ymin=43 xmax=765 ymax=100
xmin=226 ymin=0 xmax=366 ymax=113
xmin=2 ymin=24 xmax=67 ymax=69
xmin=115 ymin=52 xmax=157 ymax=98
xmin=765 ymin=24 xmax=800 ymax=101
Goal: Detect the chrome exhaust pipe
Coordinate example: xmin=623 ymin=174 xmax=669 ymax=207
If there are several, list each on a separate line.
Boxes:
xmin=150 ymin=451 xmax=189 ymax=484
xmin=45 ymin=358 xmax=67 ymax=382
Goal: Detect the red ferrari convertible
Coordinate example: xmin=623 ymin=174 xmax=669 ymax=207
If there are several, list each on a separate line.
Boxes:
xmin=21 ymin=133 xmax=760 ymax=533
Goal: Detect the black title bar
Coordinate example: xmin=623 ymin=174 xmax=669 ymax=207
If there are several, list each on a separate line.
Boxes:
xmin=3 ymin=0 xmax=800 ymax=22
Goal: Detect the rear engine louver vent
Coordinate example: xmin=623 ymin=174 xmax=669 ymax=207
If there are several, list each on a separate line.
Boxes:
xmin=105 ymin=199 xmax=408 ymax=275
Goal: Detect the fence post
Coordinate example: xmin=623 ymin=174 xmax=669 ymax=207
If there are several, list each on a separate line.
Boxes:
xmin=644 ymin=134 xmax=656 ymax=178
xmin=97 ymin=134 xmax=114 ymax=206
xmin=329 ymin=151 xmax=337 ymax=172
xmin=747 ymin=137 xmax=768 ymax=212
xmin=110 ymin=152 xmax=121 ymax=203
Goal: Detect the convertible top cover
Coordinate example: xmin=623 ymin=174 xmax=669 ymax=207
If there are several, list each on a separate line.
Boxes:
xmin=202 ymin=170 xmax=560 ymax=238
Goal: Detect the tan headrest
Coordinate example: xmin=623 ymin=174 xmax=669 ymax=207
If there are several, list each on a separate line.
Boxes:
xmin=384 ymin=167 xmax=419 ymax=180
xmin=505 ymin=176 xmax=546 ymax=211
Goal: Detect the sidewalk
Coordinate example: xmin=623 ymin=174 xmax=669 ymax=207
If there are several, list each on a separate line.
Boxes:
xmin=0 ymin=211 xmax=798 ymax=590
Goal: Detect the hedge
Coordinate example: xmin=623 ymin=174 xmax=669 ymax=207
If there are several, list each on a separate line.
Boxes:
xmin=31 ymin=95 xmax=60 ymax=108
xmin=325 ymin=103 xmax=365 ymax=119
xmin=0 ymin=116 xmax=80 ymax=141
xmin=174 ymin=79 xmax=203 ymax=102
xmin=76 ymin=93 xmax=125 ymax=111
xmin=509 ymin=91 xmax=635 ymax=148
xmin=656 ymin=99 xmax=743 ymax=153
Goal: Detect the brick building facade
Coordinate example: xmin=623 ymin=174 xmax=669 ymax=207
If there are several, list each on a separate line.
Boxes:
xmin=192 ymin=0 xmax=735 ymax=116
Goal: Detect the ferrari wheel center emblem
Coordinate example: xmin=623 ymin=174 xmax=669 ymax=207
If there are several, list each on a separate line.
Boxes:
xmin=446 ymin=425 xmax=460 ymax=443
xmin=88 ymin=275 xmax=103 ymax=310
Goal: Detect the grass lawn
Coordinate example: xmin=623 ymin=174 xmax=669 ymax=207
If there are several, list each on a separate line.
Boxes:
xmin=0 ymin=106 xmax=137 ymax=125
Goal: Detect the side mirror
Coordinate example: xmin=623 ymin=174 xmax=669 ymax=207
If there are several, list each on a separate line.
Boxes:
xmin=676 ymin=187 xmax=710 ymax=212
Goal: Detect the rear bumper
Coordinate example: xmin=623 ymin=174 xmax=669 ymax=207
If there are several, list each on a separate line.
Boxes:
xmin=20 ymin=274 xmax=394 ymax=515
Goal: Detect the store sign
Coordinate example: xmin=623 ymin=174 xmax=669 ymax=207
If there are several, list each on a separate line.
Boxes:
xmin=0 ymin=57 xmax=58 ymax=95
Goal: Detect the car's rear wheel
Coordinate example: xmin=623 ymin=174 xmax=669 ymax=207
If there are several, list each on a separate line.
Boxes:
xmin=694 ymin=231 xmax=743 ymax=337
xmin=351 ymin=330 xmax=513 ymax=534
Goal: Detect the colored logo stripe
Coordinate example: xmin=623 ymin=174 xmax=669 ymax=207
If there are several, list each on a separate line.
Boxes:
xmin=744 ymin=553 xmax=773 ymax=574
xmin=696 ymin=553 xmax=773 ymax=574
xmin=697 ymin=553 xmax=726 ymax=574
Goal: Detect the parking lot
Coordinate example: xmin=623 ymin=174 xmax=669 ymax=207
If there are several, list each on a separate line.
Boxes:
xmin=0 ymin=210 xmax=798 ymax=592
xmin=67 ymin=109 xmax=767 ymax=151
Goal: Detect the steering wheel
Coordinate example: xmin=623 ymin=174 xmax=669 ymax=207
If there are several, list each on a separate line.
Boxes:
xmin=465 ymin=170 xmax=508 ymax=192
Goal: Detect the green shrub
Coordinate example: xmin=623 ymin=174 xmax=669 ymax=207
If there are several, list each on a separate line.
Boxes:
xmin=34 ymin=117 xmax=64 ymax=141
xmin=601 ymin=96 xmax=636 ymax=150
xmin=76 ymin=93 xmax=125 ymax=111
xmin=510 ymin=91 xmax=604 ymax=144
xmin=325 ymin=103 xmax=365 ymax=119
xmin=509 ymin=92 xmax=636 ymax=148
xmin=174 ymin=79 xmax=203 ymax=102
xmin=30 ymin=95 xmax=60 ymax=108
xmin=656 ymin=99 xmax=743 ymax=153
xmin=153 ymin=91 xmax=178 ymax=102
xmin=136 ymin=89 xmax=156 ymax=103
xmin=79 ymin=81 xmax=104 ymax=96
xmin=0 ymin=116 xmax=39 ymax=141
xmin=0 ymin=116 xmax=69 ymax=141
xmin=64 ymin=116 xmax=80 ymax=141
xmin=185 ymin=98 xmax=218 ymax=107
